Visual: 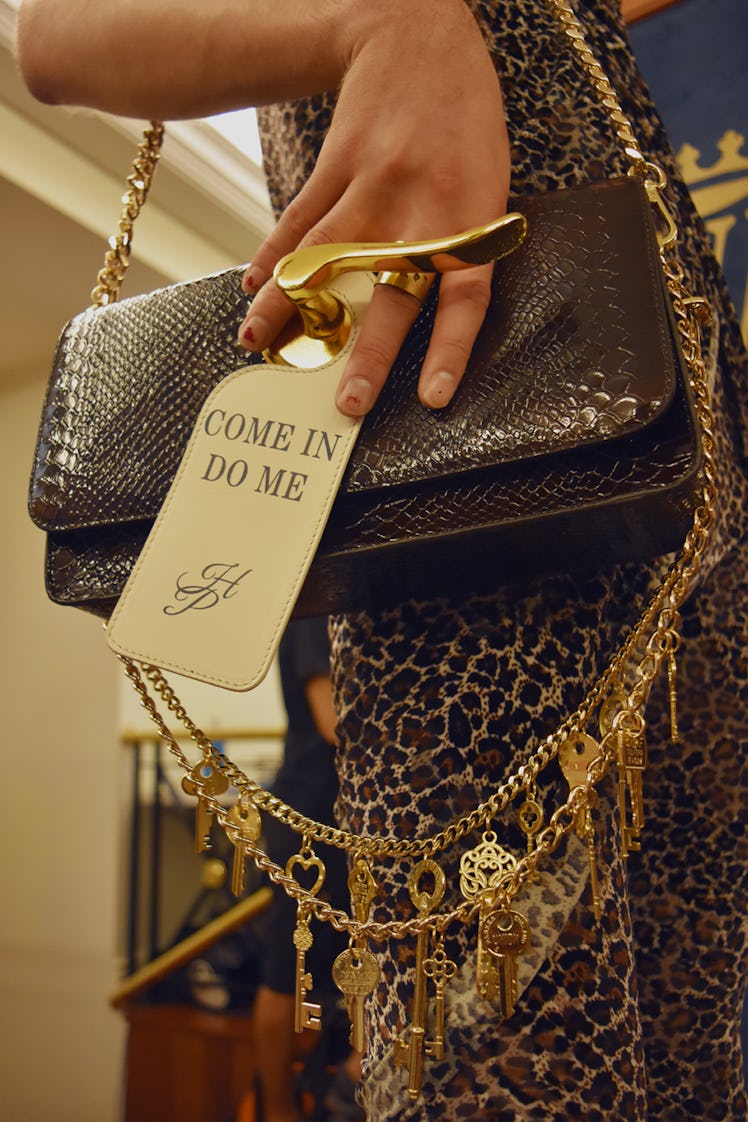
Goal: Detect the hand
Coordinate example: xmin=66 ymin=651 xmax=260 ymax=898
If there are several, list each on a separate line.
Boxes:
xmin=238 ymin=0 xmax=510 ymax=417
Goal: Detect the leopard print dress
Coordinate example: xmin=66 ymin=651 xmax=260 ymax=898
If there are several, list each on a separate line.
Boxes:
xmin=257 ymin=2 xmax=748 ymax=1118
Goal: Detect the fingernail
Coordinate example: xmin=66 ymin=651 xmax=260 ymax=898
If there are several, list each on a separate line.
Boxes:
xmin=239 ymin=315 xmax=270 ymax=350
xmin=242 ymin=267 xmax=266 ymax=295
xmin=421 ymin=370 xmax=455 ymax=409
xmin=336 ymin=376 xmax=372 ymax=416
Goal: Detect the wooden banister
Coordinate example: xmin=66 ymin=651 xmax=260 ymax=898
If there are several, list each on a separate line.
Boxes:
xmin=621 ymin=0 xmax=684 ymax=23
xmin=111 ymin=886 xmax=272 ymax=1008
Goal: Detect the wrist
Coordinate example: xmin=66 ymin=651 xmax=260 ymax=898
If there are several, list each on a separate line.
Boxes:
xmin=338 ymin=0 xmax=476 ymax=68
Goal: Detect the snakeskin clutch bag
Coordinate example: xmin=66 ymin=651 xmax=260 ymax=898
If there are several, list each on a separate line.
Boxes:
xmin=28 ymin=174 xmax=700 ymax=617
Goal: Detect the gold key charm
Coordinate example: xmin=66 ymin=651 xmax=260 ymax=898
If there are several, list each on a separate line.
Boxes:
xmin=184 ymin=753 xmax=229 ymax=854
xmin=481 ymin=908 xmax=530 ymax=1019
xmin=619 ymin=728 xmax=648 ymax=832
xmin=559 ymin=732 xmax=607 ymax=912
xmin=332 ymin=941 xmax=380 ymax=1054
xmin=558 ymin=733 xmax=600 ymax=838
xmin=293 ymin=906 xmax=322 ymax=1033
xmin=227 ymin=793 xmax=262 ymax=896
xmin=517 ymin=786 xmax=544 ymax=883
xmin=421 ymin=936 xmax=457 ymax=1062
xmin=612 ymin=718 xmax=646 ymax=856
xmin=583 ymin=791 xmax=602 ymax=922
xmin=286 ymin=845 xmax=327 ymax=1034
xmin=348 ymin=855 xmax=377 ymax=923
xmin=476 ymin=896 xmax=502 ymax=1001
xmin=394 ymin=859 xmax=446 ymax=1099
xmin=667 ymin=646 xmax=680 ymax=744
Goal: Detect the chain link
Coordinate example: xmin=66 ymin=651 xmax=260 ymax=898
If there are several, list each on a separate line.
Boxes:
xmin=90 ymin=121 xmax=164 ymax=308
xmin=544 ymin=0 xmax=646 ymax=173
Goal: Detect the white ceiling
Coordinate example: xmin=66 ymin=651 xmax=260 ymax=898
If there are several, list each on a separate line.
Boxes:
xmin=0 ymin=0 xmax=273 ymax=386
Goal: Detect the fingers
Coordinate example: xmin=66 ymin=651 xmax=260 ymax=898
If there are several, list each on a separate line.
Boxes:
xmin=240 ymin=257 xmax=495 ymax=420
xmin=334 ymin=282 xmax=424 ymax=415
xmin=336 ymin=263 xmax=492 ymax=417
xmin=237 ymin=275 xmax=293 ymax=353
xmin=417 ymin=264 xmax=493 ymax=409
xmin=238 ymin=183 xmax=342 ymax=351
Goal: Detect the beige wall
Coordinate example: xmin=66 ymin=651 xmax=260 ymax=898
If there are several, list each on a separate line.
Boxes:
xmin=0 ymin=369 xmax=127 ymax=1120
xmin=0 ymin=367 xmax=286 ymax=1122
xmin=0 ymin=368 xmax=287 ymax=1122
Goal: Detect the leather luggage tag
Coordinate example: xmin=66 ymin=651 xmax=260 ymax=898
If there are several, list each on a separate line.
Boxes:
xmin=107 ymin=271 xmax=373 ymax=690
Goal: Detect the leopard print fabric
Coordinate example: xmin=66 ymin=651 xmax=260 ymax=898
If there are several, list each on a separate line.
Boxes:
xmin=257 ymin=1 xmax=748 ymax=1118
xmin=328 ymin=551 xmax=748 ymax=1121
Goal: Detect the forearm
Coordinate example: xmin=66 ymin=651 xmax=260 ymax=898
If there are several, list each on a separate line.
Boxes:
xmin=17 ymin=0 xmax=364 ymax=118
xmin=18 ymin=0 xmax=511 ymax=422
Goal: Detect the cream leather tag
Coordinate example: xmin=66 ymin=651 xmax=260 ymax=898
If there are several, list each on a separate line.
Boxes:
xmin=107 ymin=272 xmax=374 ymax=690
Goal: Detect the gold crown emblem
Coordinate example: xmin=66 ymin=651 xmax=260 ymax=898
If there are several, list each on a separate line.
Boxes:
xmin=677 ymin=129 xmax=748 ymax=186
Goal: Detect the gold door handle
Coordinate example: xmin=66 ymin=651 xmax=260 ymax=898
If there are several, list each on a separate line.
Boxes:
xmin=266 ymin=212 xmax=527 ymax=368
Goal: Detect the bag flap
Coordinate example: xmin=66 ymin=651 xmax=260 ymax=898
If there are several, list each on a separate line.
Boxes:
xmin=30 ymin=176 xmax=673 ymax=533
xmin=346 ymin=175 xmax=674 ymax=493
xmin=29 ymin=267 xmax=260 ymax=531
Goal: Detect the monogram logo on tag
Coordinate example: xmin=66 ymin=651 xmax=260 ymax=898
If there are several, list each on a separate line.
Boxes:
xmin=163 ymin=562 xmax=253 ymax=615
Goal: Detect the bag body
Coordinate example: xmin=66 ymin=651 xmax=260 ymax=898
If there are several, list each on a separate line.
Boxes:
xmin=29 ymin=174 xmax=700 ymax=617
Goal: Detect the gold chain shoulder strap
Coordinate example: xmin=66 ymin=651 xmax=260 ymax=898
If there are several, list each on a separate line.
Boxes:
xmin=90 ymin=121 xmax=164 ymax=308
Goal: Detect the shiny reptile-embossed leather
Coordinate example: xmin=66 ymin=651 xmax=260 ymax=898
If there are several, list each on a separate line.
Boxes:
xmin=29 ymin=177 xmax=701 ymax=617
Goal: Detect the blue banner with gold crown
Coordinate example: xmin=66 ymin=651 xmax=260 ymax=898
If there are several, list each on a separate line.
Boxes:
xmin=629 ymin=0 xmax=748 ymax=343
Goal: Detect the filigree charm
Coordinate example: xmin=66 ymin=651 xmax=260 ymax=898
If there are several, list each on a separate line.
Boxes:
xmin=459 ymin=830 xmax=518 ymax=902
